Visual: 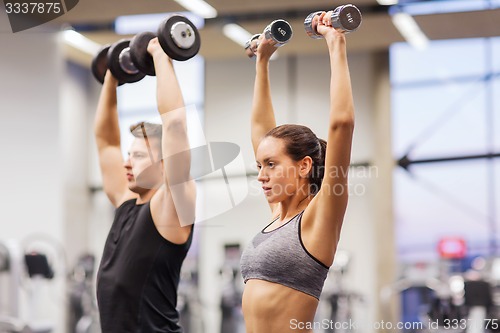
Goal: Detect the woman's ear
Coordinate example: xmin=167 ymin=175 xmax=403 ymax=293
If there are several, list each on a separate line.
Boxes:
xmin=298 ymin=156 xmax=313 ymax=178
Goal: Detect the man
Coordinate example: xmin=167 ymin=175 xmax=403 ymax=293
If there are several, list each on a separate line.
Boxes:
xmin=93 ymin=38 xmax=196 ymax=332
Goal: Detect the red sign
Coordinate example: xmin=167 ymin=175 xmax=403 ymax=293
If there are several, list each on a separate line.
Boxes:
xmin=438 ymin=237 xmax=466 ymax=259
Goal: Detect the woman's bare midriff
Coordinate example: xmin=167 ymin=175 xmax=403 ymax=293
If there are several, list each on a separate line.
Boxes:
xmin=242 ymin=279 xmax=319 ymax=333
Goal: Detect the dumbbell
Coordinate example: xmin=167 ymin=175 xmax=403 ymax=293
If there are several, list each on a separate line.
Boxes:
xmin=157 ymin=14 xmax=201 ymax=61
xmin=130 ymin=15 xmax=201 ymax=75
xmin=91 ymin=14 xmax=200 ymax=84
xmin=244 ymin=19 xmax=293 ymax=58
xmin=91 ymin=39 xmax=146 ymax=85
xmin=304 ymin=4 xmax=362 ymax=39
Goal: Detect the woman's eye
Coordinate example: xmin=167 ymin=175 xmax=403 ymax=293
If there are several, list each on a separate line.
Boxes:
xmin=256 ymin=164 xmax=262 ymax=170
xmin=268 ymin=162 xmax=275 ymax=168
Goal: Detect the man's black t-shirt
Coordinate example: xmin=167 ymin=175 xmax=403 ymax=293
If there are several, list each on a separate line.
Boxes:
xmin=97 ymin=199 xmax=193 ymax=333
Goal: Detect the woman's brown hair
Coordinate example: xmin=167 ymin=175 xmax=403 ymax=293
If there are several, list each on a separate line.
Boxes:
xmin=265 ymin=124 xmax=327 ymax=194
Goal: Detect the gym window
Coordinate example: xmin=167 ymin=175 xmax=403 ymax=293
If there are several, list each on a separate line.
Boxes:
xmin=390 ymin=37 xmax=500 ymax=261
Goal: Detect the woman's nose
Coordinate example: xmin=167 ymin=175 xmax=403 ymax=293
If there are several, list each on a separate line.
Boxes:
xmin=257 ymin=168 xmax=268 ymax=182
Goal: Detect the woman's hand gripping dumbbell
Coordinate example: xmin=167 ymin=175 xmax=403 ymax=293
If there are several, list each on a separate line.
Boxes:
xmin=304 ymin=4 xmax=362 ymax=39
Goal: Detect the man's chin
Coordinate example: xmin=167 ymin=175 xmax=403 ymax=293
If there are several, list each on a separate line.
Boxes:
xmin=128 ymin=181 xmax=145 ymax=193
xmin=128 ymin=183 xmax=139 ymax=193
xmin=128 ymin=182 xmax=161 ymax=193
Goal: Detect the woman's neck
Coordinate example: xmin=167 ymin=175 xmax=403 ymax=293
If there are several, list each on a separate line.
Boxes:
xmin=278 ymin=192 xmax=313 ymax=222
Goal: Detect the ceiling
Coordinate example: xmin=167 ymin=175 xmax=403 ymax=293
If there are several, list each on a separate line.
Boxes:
xmin=52 ymin=0 xmax=500 ymax=65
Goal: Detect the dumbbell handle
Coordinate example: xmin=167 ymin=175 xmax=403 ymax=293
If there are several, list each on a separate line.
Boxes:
xmin=304 ymin=4 xmax=362 ymax=39
xmin=244 ymin=19 xmax=293 ymax=58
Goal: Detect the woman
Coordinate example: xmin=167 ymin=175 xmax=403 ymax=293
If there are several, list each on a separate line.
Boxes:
xmin=240 ymin=11 xmax=355 ymax=333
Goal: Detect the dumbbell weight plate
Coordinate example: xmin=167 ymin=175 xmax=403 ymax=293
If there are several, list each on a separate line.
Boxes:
xmin=91 ymin=45 xmax=110 ymax=84
xmin=264 ymin=19 xmax=293 ymax=46
xmin=107 ymin=39 xmax=146 ymax=84
xmin=158 ymin=15 xmax=201 ymax=61
xmin=331 ymin=4 xmax=362 ymax=33
xmin=130 ymin=31 xmax=156 ymax=76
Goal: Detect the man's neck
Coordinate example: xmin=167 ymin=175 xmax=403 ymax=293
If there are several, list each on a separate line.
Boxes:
xmin=136 ymin=189 xmax=157 ymax=205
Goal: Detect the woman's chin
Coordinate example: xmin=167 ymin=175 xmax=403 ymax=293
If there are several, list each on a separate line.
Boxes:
xmin=266 ymin=195 xmax=279 ymax=204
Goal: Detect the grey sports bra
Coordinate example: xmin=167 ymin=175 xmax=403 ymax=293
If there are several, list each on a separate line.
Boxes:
xmin=240 ymin=211 xmax=330 ymax=300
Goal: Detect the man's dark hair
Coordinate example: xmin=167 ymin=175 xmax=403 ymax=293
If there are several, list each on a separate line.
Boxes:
xmin=130 ymin=121 xmax=162 ymax=139
xmin=129 ymin=121 xmax=163 ymax=161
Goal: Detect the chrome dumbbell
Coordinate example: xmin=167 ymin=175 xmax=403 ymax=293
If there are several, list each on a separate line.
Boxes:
xmin=304 ymin=4 xmax=362 ymax=39
xmin=244 ymin=19 xmax=293 ymax=58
